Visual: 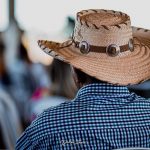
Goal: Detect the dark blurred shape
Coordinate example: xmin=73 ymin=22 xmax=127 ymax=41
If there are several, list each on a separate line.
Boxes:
xmin=128 ymin=80 xmax=150 ymax=98
xmin=0 ymin=38 xmax=5 ymax=52
xmin=49 ymin=59 xmax=76 ymax=99
xmin=18 ymin=37 xmax=31 ymax=64
xmin=0 ymin=38 xmax=12 ymax=89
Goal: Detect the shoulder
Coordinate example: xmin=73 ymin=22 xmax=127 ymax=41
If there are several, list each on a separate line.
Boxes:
xmin=25 ymin=101 xmax=74 ymax=142
xmin=31 ymin=96 xmax=68 ymax=116
xmin=16 ymin=103 xmax=70 ymax=149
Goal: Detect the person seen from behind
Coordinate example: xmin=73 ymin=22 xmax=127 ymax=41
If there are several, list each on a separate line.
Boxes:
xmin=16 ymin=9 xmax=150 ymax=149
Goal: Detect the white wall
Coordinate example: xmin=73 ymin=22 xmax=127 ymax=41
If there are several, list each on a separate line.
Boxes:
xmin=0 ymin=0 xmax=9 ymax=31
xmin=15 ymin=0 xmax=150 ymax=33
xmin=14 ymin=0 xmax=150 ymax=64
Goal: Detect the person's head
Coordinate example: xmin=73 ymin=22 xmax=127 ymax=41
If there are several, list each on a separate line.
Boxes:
xmin=49 ymin=59 xmax=77 ymax=99
xmin=38 ymin=9 xmax=150 ymax=86
xmin=72 ymin=67 xmax=105 ymax=89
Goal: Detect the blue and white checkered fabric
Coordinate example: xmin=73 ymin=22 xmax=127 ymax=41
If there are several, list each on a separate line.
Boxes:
xmin=16 ymin=83 xmax=150 ymax=150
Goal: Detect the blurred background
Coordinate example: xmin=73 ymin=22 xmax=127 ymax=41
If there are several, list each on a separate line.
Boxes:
xmin=0 ymin=0 xmax=150 ymax=149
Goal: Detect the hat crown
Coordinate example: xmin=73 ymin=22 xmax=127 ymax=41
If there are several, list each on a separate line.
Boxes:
xmin=73 ymin=9 xmax=133 ymax=47
xmin=77 ymin=9 xmax=130 ymax=28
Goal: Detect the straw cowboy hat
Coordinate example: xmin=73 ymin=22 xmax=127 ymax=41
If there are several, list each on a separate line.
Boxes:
xmin=38 ymin=9 xmax=150 ymax=85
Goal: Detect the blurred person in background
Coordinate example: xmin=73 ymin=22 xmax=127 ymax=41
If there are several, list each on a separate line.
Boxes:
xmin=16 ymin=38 xmax=51 ymax=124
xmin=27 ymin=16 xmax=76 ymax=121
xmin=0 ymin=37 xmax=21 ymax=106
xmin=1 ymin=29 xmax=50 ymax=126
xmin=0 ymin=35 xmax=28 ymax=124
xmin=17 ymin=40 xmax=50 ymax=95
xmin=0 ymin=39 xmax=10 ymax=89
xmin=0 ymin=37 xmax=23 ymax=150
xmin=30 ymin=59 xmax=77 ymax=121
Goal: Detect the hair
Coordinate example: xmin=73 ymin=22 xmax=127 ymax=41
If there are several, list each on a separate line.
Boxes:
xmin=0 ymin=40 xmax=5 ymax=56
xmin=73 ymin=67 xmax=105 ymax=85
xmin=18 ymin=42 xmax=31 ymax=63
xmin=49 ymin=59 xmax=77 ymax=99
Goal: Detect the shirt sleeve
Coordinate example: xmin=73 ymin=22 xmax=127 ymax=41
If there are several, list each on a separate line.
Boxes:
xmin=15 ymin=131 xmax=32 ymax=150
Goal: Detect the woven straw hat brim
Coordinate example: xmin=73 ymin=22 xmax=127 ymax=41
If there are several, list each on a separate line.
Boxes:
xmin=38 ymin=27 xmax=150 ymax=85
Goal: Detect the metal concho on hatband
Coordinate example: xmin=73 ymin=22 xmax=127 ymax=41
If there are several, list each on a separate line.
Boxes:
xmin=73 ymin=38 xmax=134 ymax=57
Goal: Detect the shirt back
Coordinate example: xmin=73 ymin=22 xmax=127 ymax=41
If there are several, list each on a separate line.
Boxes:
xmin=16 ymin=83 xmax=150 ymax=150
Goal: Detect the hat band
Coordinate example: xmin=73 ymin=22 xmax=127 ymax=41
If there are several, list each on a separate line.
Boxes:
xmin=73 ymin=39 xmax=134 ymax=56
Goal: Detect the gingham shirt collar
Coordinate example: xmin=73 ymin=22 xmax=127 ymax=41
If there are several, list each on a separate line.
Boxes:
xmin=76 ymin=83 xmax=130 ymax=99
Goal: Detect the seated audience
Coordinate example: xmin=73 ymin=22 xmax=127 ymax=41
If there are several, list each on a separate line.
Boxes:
xmin=0 ymin=39 xmax=20 ymax=107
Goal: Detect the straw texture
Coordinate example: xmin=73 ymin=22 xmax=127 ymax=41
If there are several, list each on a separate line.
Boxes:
xmin=38 ymin=9 xmax=150 ymax=85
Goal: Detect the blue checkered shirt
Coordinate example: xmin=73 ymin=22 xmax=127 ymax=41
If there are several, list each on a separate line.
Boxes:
xmin=16 ymin=83 xmax=150 ymax=150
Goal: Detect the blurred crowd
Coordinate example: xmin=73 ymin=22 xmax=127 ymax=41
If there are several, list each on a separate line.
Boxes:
xmin=0 ymin=16 xmax=77 ymax=149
